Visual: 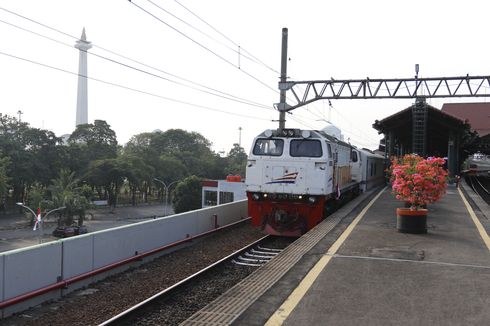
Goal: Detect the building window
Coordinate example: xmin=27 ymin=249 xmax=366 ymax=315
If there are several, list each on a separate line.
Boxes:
xmin=219 ymin=192 xmax=234 ymax=204
xmin=204 ymin=190 xmax=217 ymax=206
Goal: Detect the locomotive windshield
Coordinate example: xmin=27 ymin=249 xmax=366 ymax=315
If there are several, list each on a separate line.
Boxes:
xmin=253 ymin=138 xmax=284 ymax=156
xmin=290 ymin=139 xmax=323 ymax=157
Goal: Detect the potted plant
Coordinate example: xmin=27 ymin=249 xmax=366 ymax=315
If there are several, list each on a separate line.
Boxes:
xmin=390 ymin=154 xmax=447 ymax=233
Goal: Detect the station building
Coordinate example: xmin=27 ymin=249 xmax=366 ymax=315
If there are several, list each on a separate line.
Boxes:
xmin=373 ymin=99 xmax=478 ymax=178
xmin=441 ymin=102 xmax=490 ymax=154
xmin=201 ymin=176 xmax=246 ymax=208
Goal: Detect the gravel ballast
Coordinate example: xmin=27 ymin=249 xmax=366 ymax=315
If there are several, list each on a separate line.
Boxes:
xmin=2 ymin=222 xmax=264 ymax=326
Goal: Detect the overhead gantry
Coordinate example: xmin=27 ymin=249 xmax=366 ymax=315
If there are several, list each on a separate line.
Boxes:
xmin=277 ymin=75 xmax=490 ymax=112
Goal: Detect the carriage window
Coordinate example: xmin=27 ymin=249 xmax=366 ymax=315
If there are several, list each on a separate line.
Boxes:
xmin=290 ymin=140 xmax=323 ymax=157
xmin=351 ymin=150 xmax=358 ymax=162
xmin=253 ymin=138 xmax=284 ymax=156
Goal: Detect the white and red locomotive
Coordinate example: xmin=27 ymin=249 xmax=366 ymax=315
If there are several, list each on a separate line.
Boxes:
xmin=245 ymin=127 xmax=384 ymax=237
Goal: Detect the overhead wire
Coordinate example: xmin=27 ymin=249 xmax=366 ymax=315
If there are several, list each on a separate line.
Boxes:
xmin=286 ymin=93 xmax=380 ymax=147
xmin=2 ymin=3 xmax=386 ymax=138
xmin=129 ymin=0 xmax=279 ymax=94
xmin=92 ymin=43 xmax=274 ymax=109
xmin=171 ymin=0 xmax=280 ymax=75
xmin=0 ymin=8 xmax=275 ymax=111
xmin=143 ymin=0 xmax=264 ymax=70
xmin=0 ymin=50 xmax=273 ymax=122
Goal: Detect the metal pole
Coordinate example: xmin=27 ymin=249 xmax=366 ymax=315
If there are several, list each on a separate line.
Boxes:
xmin=153 ymin=178 xmax=167 ymax=216
xmin=154 ymin=178 xmax=179 ymax=216
xmin=238 ymin=127 xmax=242 ymax=148
xmin=164 ymin=189 xmax=168 ymax=216
xmin=278 ymin=27 xmax=288 ymax=131
xmin=166 ymin=180 xmax=179 ymax=216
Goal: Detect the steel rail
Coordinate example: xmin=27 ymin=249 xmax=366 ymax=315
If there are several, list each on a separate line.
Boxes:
xmin=98 ymin=234 xmax=270 ymax=325
xmin=0 ymin=217 xmax=251 ymax=310
xmin=474 ymin=176 xmax=490 ymax=195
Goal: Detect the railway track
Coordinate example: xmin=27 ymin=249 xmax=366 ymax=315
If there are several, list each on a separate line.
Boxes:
xmin=99 ymin=235 xmax=294 ymax=325
xmin=465 ymin=175 xmax=490 ymax=204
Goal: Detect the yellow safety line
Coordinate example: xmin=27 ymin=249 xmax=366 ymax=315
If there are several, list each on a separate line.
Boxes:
xmin=458 ymin=187 xmax=490 ymax=252
xmin=264 ymin=187 xmax=386 ymax=326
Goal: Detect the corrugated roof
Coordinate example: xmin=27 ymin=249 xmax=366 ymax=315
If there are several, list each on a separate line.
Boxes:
xmin=441 ymin=102 xmax=490 ymax=137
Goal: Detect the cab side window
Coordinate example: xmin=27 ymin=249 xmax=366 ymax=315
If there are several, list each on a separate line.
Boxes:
xmin=351 ymin=150 xmax=358 ymax=162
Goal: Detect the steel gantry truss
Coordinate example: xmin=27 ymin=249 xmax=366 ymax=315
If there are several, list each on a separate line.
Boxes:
xmin=274 ymin=28 xmax=490 ymax=178
xmin=277 ymin=75 xmax=490 ymax=112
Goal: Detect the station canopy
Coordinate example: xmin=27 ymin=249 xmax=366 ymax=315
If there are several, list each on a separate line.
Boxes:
xmin=373 ymin=102 xmax=474 ymax=157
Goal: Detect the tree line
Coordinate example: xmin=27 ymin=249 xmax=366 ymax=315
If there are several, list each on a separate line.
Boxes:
xmin=0 ymin=113 xmax=247 ymax=226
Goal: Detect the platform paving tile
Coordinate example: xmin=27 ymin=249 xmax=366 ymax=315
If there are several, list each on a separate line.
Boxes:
xmin=181 ymin=189 xmax=375 ymax=325
xmin=283 ymin=187 xmax=490 ymax=326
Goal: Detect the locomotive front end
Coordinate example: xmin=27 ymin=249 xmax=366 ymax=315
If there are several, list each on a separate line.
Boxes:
xmin=245 ymin=129 xmax=331 ymax=237
xmin=247 ymin=192 xmax=325 ymax=236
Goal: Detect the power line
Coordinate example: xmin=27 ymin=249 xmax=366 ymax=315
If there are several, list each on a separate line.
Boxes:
xmin=0 ymin=12 xmax=274 ymax=111
xmin=290 ymin=102 xmax=380 ymax=146
xmin=0 ymin=6 xmax=78 ymax=39
xmin=143 ymin=0 xmax=264 ymax=70
xmin=91 ymin=50 xmax=275 ymax=110
xmin=2 ymin=3 xmax=280 ymax=97
xmin=129 ymin=0 xmax=279 ymax=94
xmin=0 ymin=50 xmax=273 ymax=122
xmin=288 ymin=81 xmax=379 ymax=144
xmin=170 ymin=0 xmax=280 ymax=74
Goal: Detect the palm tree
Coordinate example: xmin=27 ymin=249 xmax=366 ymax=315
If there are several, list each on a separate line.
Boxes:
xmin=48 ymin=169 xmax=91 ymax=227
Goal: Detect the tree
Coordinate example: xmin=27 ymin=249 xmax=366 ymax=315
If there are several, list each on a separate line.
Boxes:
xmin=124 ymin=129 xmax=227 ymax=203
xmin=151 ymin=129 xmax=212 ymax=156
xmin=122 ymin=154 xmax=155 ymax=205
xmin=68 ymin=120 xmax=119 ymax=176
xmin=225 ymin=143 xmax=248 ymax=176
xmin=172 ymin=175 xmax=202 ymax=214
xmin=0 ymin=114 xmax=63 ymax=203
xmin=69 ymin=120 xmax=118 ymax=149
xmin=85 ymin=158 xmax=131 ymax=211
xmin=0 ymin=154 xmax=10 ymax=211
xmin=47 ymin=169 xmax=92 ymax=227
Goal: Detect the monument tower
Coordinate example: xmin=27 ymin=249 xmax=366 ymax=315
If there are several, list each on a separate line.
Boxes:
xmin=74 ymin=28 xmax=92 ymax=126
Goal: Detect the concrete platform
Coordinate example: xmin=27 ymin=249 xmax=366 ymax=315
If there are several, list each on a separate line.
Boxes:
xmin=234 ymin=184 xmax=490 ymax=325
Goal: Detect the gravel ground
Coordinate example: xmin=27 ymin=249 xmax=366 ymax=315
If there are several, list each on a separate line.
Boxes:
xmin=122 ymin=236 xmax=294 ymax=325
xmin=2 ymin=223 xmax=265 ymax=326
xmin=128 ymin=262 xmax=257 ymax=325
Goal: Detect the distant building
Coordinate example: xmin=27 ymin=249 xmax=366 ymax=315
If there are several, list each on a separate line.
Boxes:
xmin=201 ymin=176 xmax=246 ymax=208
xmin=441 ymin=103 xmax=490 ymax=137
xmin=60 ymin=134 xmax=71 ymax=145
xmin=441 ymin=102 xmax=490 ymax=154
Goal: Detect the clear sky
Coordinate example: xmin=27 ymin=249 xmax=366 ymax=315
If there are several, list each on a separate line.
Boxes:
xmin=1 ymin=0 xmax=489 ymax=154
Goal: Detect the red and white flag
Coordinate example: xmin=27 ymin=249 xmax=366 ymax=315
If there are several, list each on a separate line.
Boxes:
xmin=33 ymin=207 xmax=42 ymax=231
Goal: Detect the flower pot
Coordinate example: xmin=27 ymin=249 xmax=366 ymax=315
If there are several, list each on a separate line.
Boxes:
xmin=396 ymin=208 xmax=427 ymax=234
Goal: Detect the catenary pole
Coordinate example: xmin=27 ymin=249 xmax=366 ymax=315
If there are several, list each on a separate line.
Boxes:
xmin=278 ymin=28 xmax=288 ymax=131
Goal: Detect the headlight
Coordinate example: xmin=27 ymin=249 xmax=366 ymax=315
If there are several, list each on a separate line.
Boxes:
xmin=252 ymin=193 xmax=260 ymax=200
xmin=308 ymin=196 xmax=317 ymax=204
xmin=263 ymin=193 xmax=268 ymax=198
